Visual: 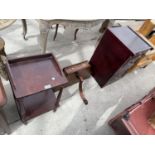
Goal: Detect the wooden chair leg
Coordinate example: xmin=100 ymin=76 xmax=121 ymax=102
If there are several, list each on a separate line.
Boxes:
xmin=74 ymin=28 xmax=79 ymax=40
xmin=53 ymin=24 xmax=59 ymax=41
xmin=138 ymin=19 xmax=155 ymax=37
xmin=21 ymin=19 xmax=28 ymax=40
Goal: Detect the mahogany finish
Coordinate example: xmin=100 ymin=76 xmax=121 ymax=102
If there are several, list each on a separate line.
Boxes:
xmin=63 ymin=61 xmax=91 ymax=86
xmin=63 ymin=61 xmax=91 ymax=104
xmin=109 ymin=88 xmax=155 ymax=135
xmin=16 ymin=89 xmax=57 ymax=122
xmin=3 ymin=25 xmax=155 ymax=127
xmin=6 ymin=53 xmax=68 ymax=98
xmin=6 ymin=53 xmax=68 ymax=123
xmin=90 ymin=26 xmax=153 ymax=87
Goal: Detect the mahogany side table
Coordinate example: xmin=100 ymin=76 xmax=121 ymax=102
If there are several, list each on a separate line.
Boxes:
xmin=6 ymin=53 xmax=68 ymax=123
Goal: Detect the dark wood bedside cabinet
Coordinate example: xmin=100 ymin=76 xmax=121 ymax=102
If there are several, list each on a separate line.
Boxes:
xmin=90 ymin=26 xmax=153 ymax=87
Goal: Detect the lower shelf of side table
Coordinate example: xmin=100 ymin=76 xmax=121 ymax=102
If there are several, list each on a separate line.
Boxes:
xmin=15 ymin=89 xmax=57 ymax=123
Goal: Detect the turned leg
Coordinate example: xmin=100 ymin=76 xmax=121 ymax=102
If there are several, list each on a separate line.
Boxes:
xmin=53 ymin=24 xmax=59 ymax=41
xmin=54 ymin=88 xmax=63 ymax=112
xmin=77 ymin=74 xmax=88 ymax=105
xmin=74 ymin=28 xmax=79 ymax=40
xmin=21 ymin=19 xmax=28 ymax=40
xmin=0 ymin=109 xmax=11 ymax=134
xmin=39 ymin=24 xmax=50 ymax=54
xmin=40 ymin=29 xmax=49 ymax=54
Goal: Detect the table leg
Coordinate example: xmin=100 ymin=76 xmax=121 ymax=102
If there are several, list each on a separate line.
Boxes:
xmin=21 ymin=19 xmax=28 ymax=40
xmin=0 ymin=109 xmax=11 ymax=134
xmin=74 ymin=28 xmax=79 ymax=40
xmin=39 ymin=25 xmax=50 ymax=54
xmin=53 ymin=24 xmax=59 ymax=41
xmin=16 ymin=99 xmax=27 ymax=124
xmin=54 ymin=88 xmax=63 ymax=112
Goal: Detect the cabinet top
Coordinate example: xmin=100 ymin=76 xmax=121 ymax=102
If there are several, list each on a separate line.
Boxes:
xmin=6 ymin=53 xmax=68 ymax=98
xmin=109 ymin=26 xmax=153 ymax=54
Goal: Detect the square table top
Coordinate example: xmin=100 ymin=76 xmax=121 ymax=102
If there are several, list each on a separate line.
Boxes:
xmin=109 ymin=26 xmax=153 ymax=54
xmin=6 ymin=53 xmax=68 ymax=98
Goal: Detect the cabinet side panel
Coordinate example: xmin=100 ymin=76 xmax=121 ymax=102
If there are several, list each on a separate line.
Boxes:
xmin=90 ymin=29 xmax=133 ymax=87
